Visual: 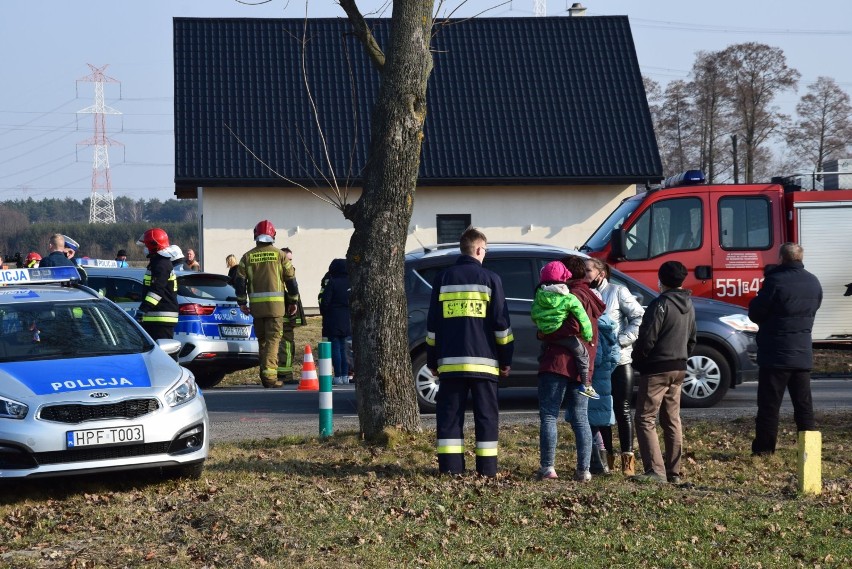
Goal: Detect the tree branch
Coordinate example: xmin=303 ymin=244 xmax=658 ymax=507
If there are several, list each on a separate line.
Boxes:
xmin=338 ymin=0 xmax=386 ymax=71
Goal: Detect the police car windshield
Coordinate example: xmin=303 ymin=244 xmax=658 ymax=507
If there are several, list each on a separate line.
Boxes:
xmin=0 ymin=300 xmax=152 ymax=363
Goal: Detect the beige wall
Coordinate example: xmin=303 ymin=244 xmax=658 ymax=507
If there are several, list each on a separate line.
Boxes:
xmin=197 ymin=184 xmax=634 ymax=310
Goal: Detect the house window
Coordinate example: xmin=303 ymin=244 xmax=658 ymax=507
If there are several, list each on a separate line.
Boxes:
xmin=436 ymin=214 xmax=471 ymax=244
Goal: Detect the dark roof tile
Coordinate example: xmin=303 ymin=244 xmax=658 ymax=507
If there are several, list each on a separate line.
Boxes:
xmin=173 ymin=17 xmax=662 ymax=189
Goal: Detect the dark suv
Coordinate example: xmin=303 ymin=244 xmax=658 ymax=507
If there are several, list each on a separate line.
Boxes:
xmin=406 ymin=243 xmax=758 ymax=412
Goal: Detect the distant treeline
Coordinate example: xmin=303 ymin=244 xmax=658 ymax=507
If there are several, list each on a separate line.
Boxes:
xmin=0 ymin=197 xmax=199 ymax=264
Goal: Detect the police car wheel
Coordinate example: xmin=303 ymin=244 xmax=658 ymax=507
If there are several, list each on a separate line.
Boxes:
xmin=412 ymin=352 xmax=438 ymax=413
xmin=192 ymin=370 xmax=227 ymax=389
xmin=682 ymin=345 xmax=731 ymax=408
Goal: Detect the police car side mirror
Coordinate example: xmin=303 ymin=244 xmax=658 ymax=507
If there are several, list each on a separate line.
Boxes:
xmin=157 ymin=339 xmax=182 ymax=355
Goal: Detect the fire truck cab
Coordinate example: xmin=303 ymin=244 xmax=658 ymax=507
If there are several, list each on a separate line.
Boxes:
xmin=581 ymin=171 xmax=852 ymax=342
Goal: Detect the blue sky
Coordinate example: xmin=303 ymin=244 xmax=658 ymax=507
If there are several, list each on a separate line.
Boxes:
xmin=1 ymin=0 xmax=850 ymax=201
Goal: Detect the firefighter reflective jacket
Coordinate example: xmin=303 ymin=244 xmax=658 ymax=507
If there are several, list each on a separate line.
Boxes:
xmin=139 ymin=253 xmax=179 ymax=325
xmin=426 ymin=255 xmax=514 ymax=380
xmin=235 ymin=243 xmax=299 ymax=319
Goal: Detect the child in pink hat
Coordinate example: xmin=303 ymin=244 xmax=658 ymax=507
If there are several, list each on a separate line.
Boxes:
xmin=531 ymin=260 xmax=598 ymax=399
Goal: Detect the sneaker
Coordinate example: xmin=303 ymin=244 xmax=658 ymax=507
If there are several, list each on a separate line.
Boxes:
xmin=631 ymin=471 xmax=667 ymax=484
xmin=573 ymin=469 xmax=592 ymax=482
xmin=332 ymin=376 xmax=345 ymax=385
xmin=577 ymin=384 xmax=600 ymax=400
xmin=667 ymin=474 xmax=682 ymax=485
xmin=536 ymin=467 xmax=558 ymax=480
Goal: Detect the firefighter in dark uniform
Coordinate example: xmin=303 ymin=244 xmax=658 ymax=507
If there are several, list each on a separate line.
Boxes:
xmin=426 ymin=228 xmax=514 ymax=477
xmin=136 ymin=228 xmax=179 ymax=340
xmin=277 ymin=247 xmax=305 ymax=383
xmin=235 ymin=220 xmax=300 ymax=388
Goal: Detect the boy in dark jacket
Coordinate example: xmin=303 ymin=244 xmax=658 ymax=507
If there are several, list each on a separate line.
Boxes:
xmin=632 ymin=261 xmax=696 ymax=484
xmin=748 ymin=242 xmax=821 ymax=455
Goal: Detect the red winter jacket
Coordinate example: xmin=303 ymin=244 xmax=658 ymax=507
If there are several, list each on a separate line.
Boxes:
xmin=537 ymin=279 xmax=606 ymax=381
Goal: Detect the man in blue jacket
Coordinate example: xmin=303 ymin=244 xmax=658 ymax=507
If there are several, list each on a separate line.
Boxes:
xmin=426 ymin=228 xmax=513 ymax=477
xmin=749 ymin=242 xmax=822 ymax=456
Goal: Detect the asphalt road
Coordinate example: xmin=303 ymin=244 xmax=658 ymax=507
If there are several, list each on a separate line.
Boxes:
xmin=205 ymin=378 xmax=852 ymax=442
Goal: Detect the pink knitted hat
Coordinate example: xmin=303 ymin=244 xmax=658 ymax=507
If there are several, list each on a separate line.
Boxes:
xmin=540 ymin=261 xmax=572 ymax=283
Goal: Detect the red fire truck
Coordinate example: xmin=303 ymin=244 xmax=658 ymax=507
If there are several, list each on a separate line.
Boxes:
xmin=581 ymin=171 xmax=852 ymax=342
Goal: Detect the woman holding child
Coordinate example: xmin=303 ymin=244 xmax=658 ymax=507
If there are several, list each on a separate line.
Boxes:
xmin=535 ymin=255 xmax=605 ymax=481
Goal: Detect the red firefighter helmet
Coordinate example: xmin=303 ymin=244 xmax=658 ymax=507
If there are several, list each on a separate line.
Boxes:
xmin=253 ymin=220 xmax=276 ymax=243
xmin=25 ymin=252 xmax=42 ymax=268
xmin=136 ymin=228 xmax=170 ymax=252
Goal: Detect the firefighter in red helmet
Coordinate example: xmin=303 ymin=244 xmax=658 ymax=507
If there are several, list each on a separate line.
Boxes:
xmin=136 ymin=228 xmax=179 ymax=341
xmin=25 ymin=252 xmax=42 ymax=268
xmin=234 ymin=220 xmax=300 ymax=388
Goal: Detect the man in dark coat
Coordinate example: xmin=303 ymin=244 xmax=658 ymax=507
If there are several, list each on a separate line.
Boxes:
xmin=748 ymin=242 xmax=822 ymax=455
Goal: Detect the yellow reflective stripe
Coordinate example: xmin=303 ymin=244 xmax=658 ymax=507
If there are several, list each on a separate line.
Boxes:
xmin=425 ymin=337 xmax=435 ymax=346
xmin=437 ymin=439 xmax=464 ymax=454
xmin=495 ymin=333 xmax=514 ymax=345
xmin=438 ymin=364 xmax=499 ymax=375
xmin=438 ymin=291 xmax=491 ymax=302
xmin=145 ymin=294 xmax=160 ymax=305
xmin=476 ymin=441 xmax=498 ymax=457
xmin=250 ymin=296 xmax=285 ymax=303
xmin=142 ymin=316 xmax=179 ymax=323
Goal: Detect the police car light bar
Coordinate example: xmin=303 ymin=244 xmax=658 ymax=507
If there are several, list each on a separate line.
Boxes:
xmin=0 ymin=266 xmax=81 ymax=285
xmin=661 ymin=170 xmax=706 ymax=189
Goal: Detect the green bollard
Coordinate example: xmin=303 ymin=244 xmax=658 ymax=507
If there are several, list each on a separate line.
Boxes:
xmin=318 ymin=341 xmax=333 ymax=438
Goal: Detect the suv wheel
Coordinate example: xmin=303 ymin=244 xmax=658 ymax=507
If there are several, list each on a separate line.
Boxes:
xmin=412 ymin=352 xmax=438 ymax=413
xmin=682 ymin=345 xmax=730 ymax=408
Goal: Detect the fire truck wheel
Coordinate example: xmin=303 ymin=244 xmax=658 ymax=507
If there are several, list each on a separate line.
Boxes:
xmin=682 ymin=345 xmax=730 ymax=408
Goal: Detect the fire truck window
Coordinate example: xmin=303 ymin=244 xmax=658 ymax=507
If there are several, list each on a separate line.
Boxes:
xmin=719 ymin=197 xmax=770 ymax=249
xmin=624 ymin=210 xmax=650 ymax=260
xmin=629 ymin=197 xmax=702 ymax=259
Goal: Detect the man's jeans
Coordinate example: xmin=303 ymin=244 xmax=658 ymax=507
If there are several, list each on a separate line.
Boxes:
xmin=538 ymin=372 xmax=591 ymax=473
xmin=634 ymin=370 xmax=685 ymax=478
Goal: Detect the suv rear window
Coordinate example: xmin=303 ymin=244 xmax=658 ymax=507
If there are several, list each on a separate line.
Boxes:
xmin=178 ymin=276 xmax=239 ymax=302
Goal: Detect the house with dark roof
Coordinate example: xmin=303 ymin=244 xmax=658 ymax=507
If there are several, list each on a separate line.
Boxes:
xmin=173 ymin=15 xmax=661 ymax=307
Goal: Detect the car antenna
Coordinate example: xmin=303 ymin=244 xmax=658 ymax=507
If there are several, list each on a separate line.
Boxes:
xmin=410 ymin=227 xmax=430 ymax=252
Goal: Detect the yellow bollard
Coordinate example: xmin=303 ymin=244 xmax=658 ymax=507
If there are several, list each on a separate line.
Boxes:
xmin=797 ymin=431 xmax=821 ymax=495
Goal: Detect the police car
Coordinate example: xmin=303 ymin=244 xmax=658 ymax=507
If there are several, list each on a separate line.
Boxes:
xmin=0 ymin=266 xmax=208 ymax=479
xmin=83 ymin=265 xmax=259 ymax=388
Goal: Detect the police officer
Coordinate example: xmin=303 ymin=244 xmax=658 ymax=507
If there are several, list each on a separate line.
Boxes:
xmin=136 ymin=228 xmax=179 ymax=340
xmin=235 ymin=220 xmax=300 ymax=388
xmin=39 ymin=234 xmax=75 ymax=268
xmin=426 ymin=228 xmax=514 ymax=477
xmin=277 ymin=247 xmax=305 ymax=383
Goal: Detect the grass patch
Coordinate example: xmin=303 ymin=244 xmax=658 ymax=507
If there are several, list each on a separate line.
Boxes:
xmin=2 ymin=413 xmax=850 ymax=568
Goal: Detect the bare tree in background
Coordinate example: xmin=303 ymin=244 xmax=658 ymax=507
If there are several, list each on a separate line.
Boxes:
xmin=656 ymin=80 xmax=697 ymax=175
xmin=786 ymin=76 xmax=852 ymax=178
xmin=643 ymin=76 xmax=663 ymax=131
xmin=719 ymin=43 xmax=799 ymax=183
xmin=691 ymin=51 xmax=732 ymax=183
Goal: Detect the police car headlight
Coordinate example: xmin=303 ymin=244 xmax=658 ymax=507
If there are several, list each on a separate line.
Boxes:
xmin=0 ymin=395 xmax=28 ymax=419
xmin=720 ymin=314 xmax=759 ymax=333
xmin=165 ymin=372 xmax=198 ymax=407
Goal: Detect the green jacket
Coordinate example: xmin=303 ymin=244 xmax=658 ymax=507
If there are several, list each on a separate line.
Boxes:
xmin=531 ymin=285 xmax=593 ymax=340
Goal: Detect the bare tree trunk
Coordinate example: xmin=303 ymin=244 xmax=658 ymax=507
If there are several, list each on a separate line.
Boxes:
xmin=342 ymin=0 xmax=433 ymax=438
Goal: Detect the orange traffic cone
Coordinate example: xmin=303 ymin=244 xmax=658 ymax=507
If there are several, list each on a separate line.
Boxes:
xmin=297 ymin=344 xmax=319 ymax=391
